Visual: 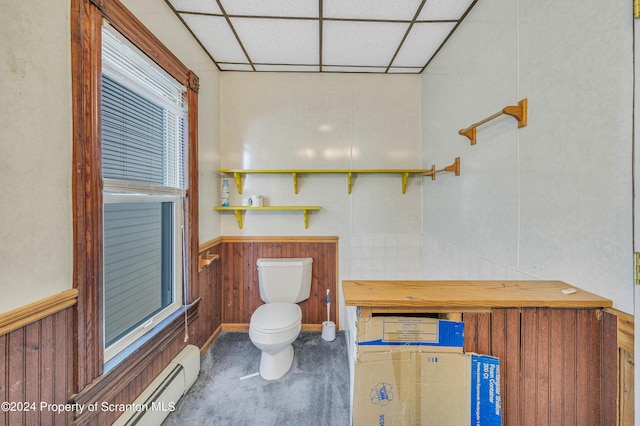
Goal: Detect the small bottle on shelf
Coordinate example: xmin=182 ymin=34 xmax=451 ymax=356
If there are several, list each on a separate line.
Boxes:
xmin=221 ymin=179 xmax=230 ymax=206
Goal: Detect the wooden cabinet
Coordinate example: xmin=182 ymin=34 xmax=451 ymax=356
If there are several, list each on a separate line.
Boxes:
xmin=343 ymin=280 xmax=617 ymax=426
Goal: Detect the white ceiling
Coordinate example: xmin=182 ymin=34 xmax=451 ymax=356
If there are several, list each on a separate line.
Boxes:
xmin=165 ymin=0 xmax=479 ymax=74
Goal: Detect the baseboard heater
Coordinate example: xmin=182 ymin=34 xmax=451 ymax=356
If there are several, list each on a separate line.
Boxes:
xmin=113 ymin=344 xmax=200 ymax=426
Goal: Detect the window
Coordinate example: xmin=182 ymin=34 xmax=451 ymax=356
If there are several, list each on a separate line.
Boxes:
xmin=101 ymin=24 xmax=187 ymax=362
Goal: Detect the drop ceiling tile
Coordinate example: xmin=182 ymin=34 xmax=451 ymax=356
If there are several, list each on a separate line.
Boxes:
xmin=220 ymin=0 xmax=318 ymax=17
xmin=323 ymin=21 xmax=408 ymax=67
xmin=417 ymin=0 xmax=476 ymax=20
xmin=323 ymin=0 xmax=423 ymax=21
xmin=218 ymin=63 xmax=254 ymax=71
xmin=231 ymin=18 xmax=318 ymax=65
xmin=254 ymin=64 xmax=320 ymax=72
xmin=323 ymin=66 xmax=388 ymax=73
xmin=168 ymin=0 xmax=222 ymax=14
xmin=387 ymin=67 xmax=423 ymax=73
xmin=392 ymin=22 xmax=455 ymax=67
xmin=180 ymin=14 xmax=248 ymax=63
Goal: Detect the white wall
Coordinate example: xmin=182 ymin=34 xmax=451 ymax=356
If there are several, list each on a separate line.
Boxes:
xmin=421 ymin=0 xmax=633 ymax=313
xmin=0 ymin=0 xmax=73 ymax=313
xmin=0 ymin=0 xmax=220 ymax=314
xmin=220 ymin=72 xmax=425 ymax=326
xmin=121 ymin=0 xmax=222 ymax=244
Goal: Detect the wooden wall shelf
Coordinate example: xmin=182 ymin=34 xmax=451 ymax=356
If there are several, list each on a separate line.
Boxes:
xmin=218 ymin=169 xmax=429 ymax=194
xmin=214 ymin=206 xmax=320 ymax=229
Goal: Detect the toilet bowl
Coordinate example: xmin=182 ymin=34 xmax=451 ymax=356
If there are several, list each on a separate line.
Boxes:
xmin=249 ymin=302 xmax=302 ymax=380
xmin=248 ymin=257 xmax=313 ymax=380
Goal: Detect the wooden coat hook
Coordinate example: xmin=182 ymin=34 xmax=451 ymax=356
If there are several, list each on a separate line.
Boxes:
xmin=459 ymin=98 xmax=528 ymax=145
xmin=423 ymin=157 xmax=460 ymax=181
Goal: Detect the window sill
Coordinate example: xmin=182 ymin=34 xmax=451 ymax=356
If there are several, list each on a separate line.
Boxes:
xmin=104 ymin=302 xmax=192 ymax=373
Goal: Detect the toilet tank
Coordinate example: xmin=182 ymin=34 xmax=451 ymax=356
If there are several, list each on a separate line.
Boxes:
xmin=256 ymin=258 xmax=313 ymax=303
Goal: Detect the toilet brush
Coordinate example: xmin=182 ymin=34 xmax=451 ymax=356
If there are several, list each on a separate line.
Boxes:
xmin=326 ymin=289 xmax=330 ymax=323
xmin=322 ymin=289 xmax=336 ymax=341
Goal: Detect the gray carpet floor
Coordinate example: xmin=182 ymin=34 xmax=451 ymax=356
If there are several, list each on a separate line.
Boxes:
xmin=163 ymin=331 xmax=351 ymax=426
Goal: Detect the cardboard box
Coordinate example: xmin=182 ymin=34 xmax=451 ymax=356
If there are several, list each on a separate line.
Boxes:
xmin=356 ymin=317 xmax=464 ymax=353
xmin=353 ymin=351 xmax=502 ymax=426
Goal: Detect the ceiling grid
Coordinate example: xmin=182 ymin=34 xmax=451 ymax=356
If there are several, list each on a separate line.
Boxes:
xmin=165 ymin=0 xmax=479 ymax=74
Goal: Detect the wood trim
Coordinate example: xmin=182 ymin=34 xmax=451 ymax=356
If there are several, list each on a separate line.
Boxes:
xmin=72 ymin=0 xmax=200 ymax=394
xmin=604 ymin=308 xmax=635 ymax=426
xmin=0 ymin=289 xmax=78 ymax=336
xmin=220 ymin=235 xmax=339 ymax=243
xmin=222 ymin=323 xmax=249 ymax=332
xmin=200 ymin=325 xmax=223 ymax=357
xmin=605 ymin=307 xmax=634 ymax=354
xmin=601 ymin=310 xmax=619 ymax=425
xmin=100 ymin=0 xmax=190 ymax=86
xmin=71 ymin=0 xmax=105 ymax=390
xmin=199 ymin=236 xmax=223 ymax=253
xmin=186 ymin=83 xmax=200 ymax=304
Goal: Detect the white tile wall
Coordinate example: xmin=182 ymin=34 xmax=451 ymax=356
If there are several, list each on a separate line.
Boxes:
xmin=423 ymin=237 xmax=536 ymax=281
xmin=339 ymin=233 xmax=424 ymax=281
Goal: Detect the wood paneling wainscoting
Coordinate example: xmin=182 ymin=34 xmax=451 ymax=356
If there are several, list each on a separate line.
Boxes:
xmin=194 ymin=236 xmax=337 ymax=354
xmin=463 ymin=308 xmax=631 ymax=426
xmin=0 ymin=291 xmax=77 ymax=426
xmin=194 ymin=237 xmax=224 ymax=355
xmin=219 ymin=236 xmax=339 ymax=329
xmin=0 ymin=234 xmax=335 ymax=425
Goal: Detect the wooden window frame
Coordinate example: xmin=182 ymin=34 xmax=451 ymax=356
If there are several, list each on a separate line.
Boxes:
xmin=71 ymin=0 xmax=199 ymax=391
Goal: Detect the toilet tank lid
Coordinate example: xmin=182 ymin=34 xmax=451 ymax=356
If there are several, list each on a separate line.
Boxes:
xmin=257 ymin=257 xmax=313 ymax=267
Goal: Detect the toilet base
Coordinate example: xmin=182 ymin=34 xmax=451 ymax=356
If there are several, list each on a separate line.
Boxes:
xmin=259 ymin=344 xmax=294 ymax=380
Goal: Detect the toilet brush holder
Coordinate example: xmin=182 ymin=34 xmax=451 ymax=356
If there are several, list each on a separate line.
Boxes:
xmin=322 ymin=321 xmax=336 ymax=342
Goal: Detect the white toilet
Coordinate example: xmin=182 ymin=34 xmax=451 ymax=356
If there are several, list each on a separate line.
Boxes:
xmin=249 ymin=257 xmax=313 ymax=380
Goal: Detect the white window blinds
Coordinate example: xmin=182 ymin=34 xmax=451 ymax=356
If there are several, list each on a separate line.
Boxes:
xmin=102 ymin=25 xmax=188 ymax=194
xmin=101 ymin=23 xmax=186 ymax=362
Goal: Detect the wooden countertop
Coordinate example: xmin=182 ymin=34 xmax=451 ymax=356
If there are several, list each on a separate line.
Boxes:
xmin=343 ymin=280 xmax=612 ymax=309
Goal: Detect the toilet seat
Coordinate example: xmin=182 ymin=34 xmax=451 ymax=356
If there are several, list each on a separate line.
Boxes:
xmin=250 ymin=303 xmax=301 ymax=334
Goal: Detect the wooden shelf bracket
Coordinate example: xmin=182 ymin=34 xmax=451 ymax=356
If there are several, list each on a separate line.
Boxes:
xmin=423 ymin=157 xmax=461 ymax=181
xmin=198 ymin=251 xmax=219 ymax=272
xmin=459 ymin=98 xmax=528 ymax=145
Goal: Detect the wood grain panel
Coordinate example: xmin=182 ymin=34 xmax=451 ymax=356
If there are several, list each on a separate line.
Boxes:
xmin=490 ymin=309 xmax=520 ymax=426
xmin=601 ymin=311 xmax=618 ymax=426
xmin=462 ymin=312 xmax=491 ymax=354
xmin=554 ymin=309 xmax=574 ymax=425
xmin=0 ymin=307 xmax=74 ymax=426
xmin=536 ymin=308 xmax=550 ymax=426
xmin=587 ymin=310 xmax=602 ymax=424
xmin=343 ymin=280 xmax=612 ymax=309
xmin=620 ymin=349 xmax=634 ymax=426
xmin=220 ymin=238 xmax=338 ymax=327
xmin=520 ymin=308 xmax=538 ymax=426
xmin=195 ymin=240 xmax=223 ymax=350
xmin=519 ymin=308 xmax=611 ymax=426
